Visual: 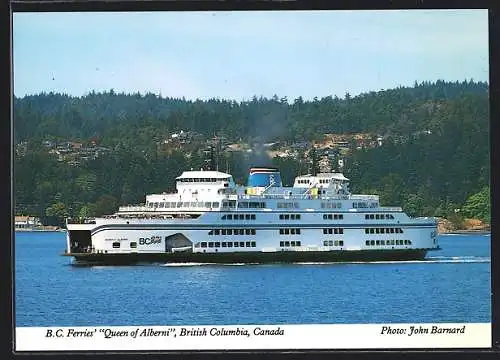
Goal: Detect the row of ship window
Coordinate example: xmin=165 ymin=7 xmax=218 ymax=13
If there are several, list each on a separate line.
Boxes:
xmin=365 ymin=228 xmax=404 ymax=234
xmin=365 ymin=240 xmax=412 ymax=246
xmin=199 ymin=241 xmax=256 ymax=248
xmin=208 ymin=229 xmax=257 ymax=235
xmin=323 ymin=228 xmax=344 ymax=234
xmin=177 ymin=177 xmax=230 ymax=183
xmin=279 ymin=228 xmax=301 ymax=235
xmin=365 ymin=214 xmax=395 ymax=220
xmin=279 ymin=214 xmax=301 ymax=220
xmin=237 ymin=201 xmax=266 ymax=208
xmin=353 ymin=202 xmax=378 ymax=208
xmin=323 ymin=240 xmax=345 ymax=247
xmin=221 ymin=214 xmax=256 ymax=220
xmin=280 ymin=241 xmax=302 ymax=247
xmin=323 ymin=214 xmax=344 ymax=220
xmin=113 ymin=242 xmax=135 ymax=248
xmin=277 ymin=202 xmax=300 ymax=209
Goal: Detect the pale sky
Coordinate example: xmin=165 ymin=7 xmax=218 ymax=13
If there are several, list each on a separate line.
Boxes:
xmin=12 ymin=10 xmax=489 ymax=101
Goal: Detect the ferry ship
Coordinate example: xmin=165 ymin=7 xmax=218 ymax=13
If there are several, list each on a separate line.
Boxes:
xmin=63 ymin=165 xmax=440 ymax=265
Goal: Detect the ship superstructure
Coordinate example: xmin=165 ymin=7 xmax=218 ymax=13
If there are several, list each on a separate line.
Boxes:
xmin=64 ymin=164 xmax=439 ymax=265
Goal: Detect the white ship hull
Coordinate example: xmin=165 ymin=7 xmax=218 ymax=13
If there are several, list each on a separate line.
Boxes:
xmin=64 ymin=167 xmax=440 ymax=265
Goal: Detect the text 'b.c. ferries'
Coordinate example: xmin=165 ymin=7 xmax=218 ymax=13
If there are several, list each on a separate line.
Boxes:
xmin=63 ymin=165 xmax=440 ymax=265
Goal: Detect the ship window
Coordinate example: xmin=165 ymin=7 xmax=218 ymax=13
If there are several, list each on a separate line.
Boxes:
xmin=222 ymin=229 xmax=227 ymax=235
xmin=222 ymin=215 xmax=226 ymax=220
xmin=365 ymin=229 xmax=369 ymax=234
xmin=381 ymin=240 xmax=385 ymax=245
xmin=208 ymin=242 xmax=214 ymax=248
xmin=328 ymin=214 xmax=333 ymax=220
xmin=176 ymin=202 xmax=182 ymax=208
xmin=381 ymin=228 xmax=385 ymax=234
xmin=285 ymin=241 xmax=290 ymax=247
xmin=280 ymin=214 xmax=284 ymax=220
xmin=215 ymin=242 xmax=220 ymax=247
xmin=340 ymin=214 xmax=344 ymax=219
xmin=366 ymin=240 xmax=370 ymax=246
xmin=370 ymin=240 xmax=375 ymax=245
xmin=323 ymin=240 xmax=328 ymax=246
xmin=296 ymin=241 xmax=301 ymax=246
xmin=290 ymin=214 xmax=295 ymax=220
xmin=334 ymin=228 xmax=338 ymax=234
xmin=222 ymin=242 xmax=227 ymax=247
xmin=251 ymin=241 xmax=256 ymax=247
xmin=208 ymin=230 xmax=214 ymax=236
xmin=212 ymin=202 xmax=219 ymax=208
xmin=280 ymin=241 xmax=284 ymax=247
xmin=285 ymin=214 xmax=290 ymax=220
xmin=280 ymin=229 xmax=284 ymax=235
xmin=234 ymin=242 xmax=239 ymax=247
xmin=159 ymin=202 xmax=165 ymax=208
xmin=214 ymin=229 xmax=220 ymax=235
xmin=246 ymin=241 xmax=251 ymax=247
xmin=112 ymin=242 xmax=120 ymax=248
xmin=239 ymin=214 xmax=244 ymax=220
xmin=323 ymin=214 xmax=327 ymax=220
xmin=291 ymin=228 xmax=296 ymax=235
xmin=376 ymin=240 xmax=380 ymax=245
xmin=375 ymin=214 xmax=380 ymax=219
xmin=334 ymin=240 xmax=338 ymax=246
xmin=322 ymin=229 xmax=327 ymax=234
xmin=408 ymin=240 xmax=412 ymax=245
xmin=400 ymin=229 xmax=404 ymax=233
xmin=227 ymin=214 xmax=232 ymax=220
xmin=291 ymin=241 xmax=296 ymax=246
xmin=239 ymin=242 xmax=245 ymax=247
xmin=297 ymin=229 xmax=301 ymax=234
xmin=240 ymin=229 xmax=245 ymax=235
xmin=251 ymin=214 xmax=256 ymax=220
xmin=251 ymin=229 xmax=256 ymax=235
xmin=296 ymin=214 xmax=301 ymax=220
xmin=328 ymin=228 xmax=333 ymax=234
xmin=201 ymin=242 xmax=207 ymax=248
xmin=130 ymin=242 xmax=137 ymax=248
xmin=396 ymin=240 xmax=400 ymax=245
xmin=227 ymin=229 xmax=232 ymax=235
xmin=375 ymin=228 xmax=380 ymax=234
xmin=285 ymin=228 xmax=290 ymax=235
xmin=339 ymin=241 xmax=344 ymax=246
xmin=365 ymin=214 xmax=369 ymax=220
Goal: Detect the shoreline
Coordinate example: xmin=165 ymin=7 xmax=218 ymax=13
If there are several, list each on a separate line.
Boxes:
xmin=15 ymin=228 xmax=66 ymax=233
xmin=440 ymin=230 xmax=490 ymax=235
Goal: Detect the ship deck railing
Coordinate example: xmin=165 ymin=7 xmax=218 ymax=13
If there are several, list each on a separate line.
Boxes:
xmin=66 ymin=218 xmax=96 ymax=224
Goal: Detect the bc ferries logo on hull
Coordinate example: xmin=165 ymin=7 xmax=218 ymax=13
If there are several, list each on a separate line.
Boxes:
xmin=64 ymin=165 xmax=439 ymax=265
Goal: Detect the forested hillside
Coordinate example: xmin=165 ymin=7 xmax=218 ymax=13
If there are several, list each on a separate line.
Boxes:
xmin=13 ymin=80 xmax=490 ymax=227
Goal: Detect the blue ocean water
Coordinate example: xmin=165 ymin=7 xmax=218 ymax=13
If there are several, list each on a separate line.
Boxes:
xmin=15 ymin=232 xmax=491 ymax=327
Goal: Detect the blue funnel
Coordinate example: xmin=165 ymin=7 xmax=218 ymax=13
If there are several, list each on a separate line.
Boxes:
xmin=247 ymin=168 xmax=283 ymax=187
